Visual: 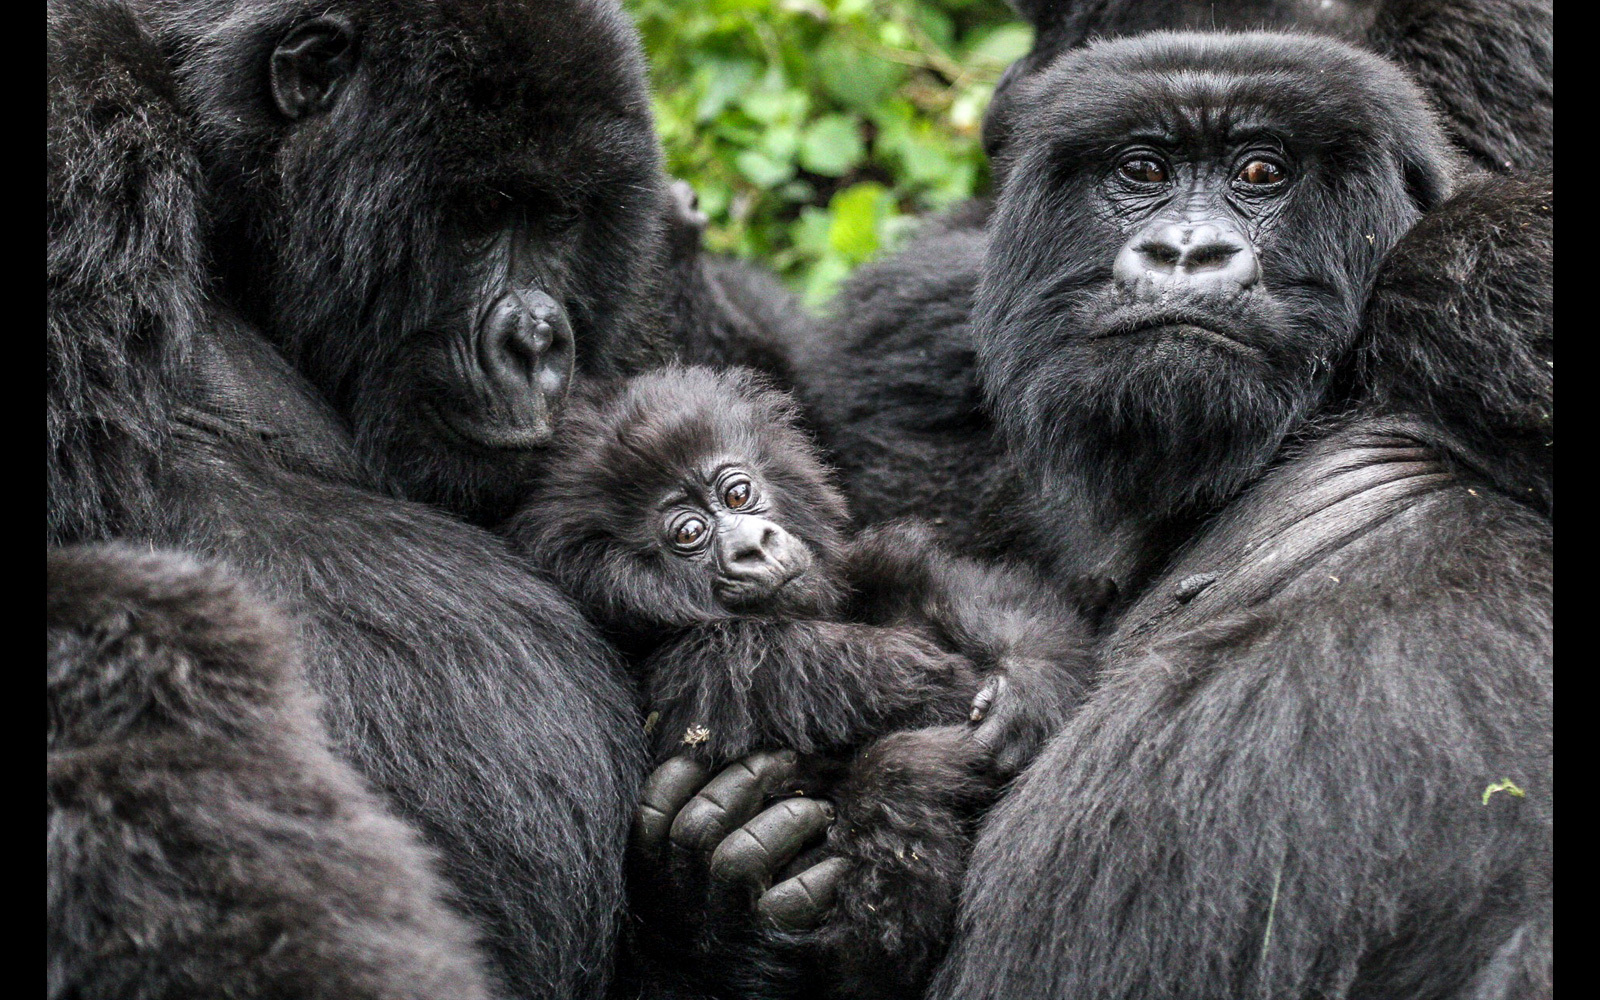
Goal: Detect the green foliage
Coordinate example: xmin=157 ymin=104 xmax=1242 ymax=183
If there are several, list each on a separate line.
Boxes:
xmin=626 ymin=0 xmax=1028 ymax=306
xmin=1481 ymin=779 xmax=1527 ymax=805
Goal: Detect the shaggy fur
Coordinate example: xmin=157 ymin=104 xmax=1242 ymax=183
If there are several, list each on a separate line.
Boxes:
xmin=920 ymin=34 xmax=1551 ymax=999
xmin=1351 ymin=173 xmax=1552 ymax=514
xmin=793 ymin=1 xmax=1553 ymax=547
xmin=47 ymin=4 xmax=647 ymax=996
xmin=508 ymin=366 xmax=1097 ymax=998
xmin=48 ymin=545 xmax=494 ymax=1000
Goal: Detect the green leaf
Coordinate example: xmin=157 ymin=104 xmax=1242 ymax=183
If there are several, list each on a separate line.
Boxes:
xmin=827 ymin=181 xmax=892 ymax=263
xmin=1482 ymin=779 xmax=1527 ymax=805
xmin=964 ymin=24 xmax=1034 ymax=68
xmin=799 ymin=114 xmax=866 ymax=176
xmin=814 ymin=37 xmax=904 ymax=112
xmin=694 ymin=57 xmax=759 ymax=122
xmin=735 ymin=149 xmax=796 ymax=188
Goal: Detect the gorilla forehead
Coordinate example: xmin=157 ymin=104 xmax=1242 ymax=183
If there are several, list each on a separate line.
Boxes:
xmin=1018 ymin=31 xmax=1442 ymax=158
xmin=169 ymin=0 xmax=659 ymax=187
xmin=561 ymin=368 xmax=846 ymax=526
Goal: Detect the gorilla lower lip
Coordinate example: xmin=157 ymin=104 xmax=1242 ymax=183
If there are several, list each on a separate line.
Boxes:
xmin=430 ymin=404 xmax=554 ymax=451
xmin=1107 ymin=320 xmax=1261 ymax=357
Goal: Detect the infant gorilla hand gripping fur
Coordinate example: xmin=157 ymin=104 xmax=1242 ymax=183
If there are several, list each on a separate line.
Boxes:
xmin=507 ymin=366 xmax=1096 ymax=998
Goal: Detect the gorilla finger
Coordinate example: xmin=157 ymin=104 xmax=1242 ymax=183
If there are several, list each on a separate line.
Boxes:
xmin=671 ymin=749 xmax=800 ymax=852
xmin=757 ymin=856 xmax=851 ymax=931
xmin=633 ymin=755 xmax=712 ymax=852
xmin=709 ymin=796 xmax=835 ymax=889
xmin=971 ymin=696 xmax=1019 ymax=755
xmin=969 ymin=674 xmax=1008 ymax=723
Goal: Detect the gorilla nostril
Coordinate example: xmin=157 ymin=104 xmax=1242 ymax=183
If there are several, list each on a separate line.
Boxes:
xmin=1184 ymin=242 xmax=1239 ymax=270
xmin=480 ymin=292 xmax=568 ymax=387
xmin=733 ymin=542 xmax=768 ymax=564
xmin=1115 ymin=221 xmax=1259 ymax=294
xmin=1139 ymin=241 xmax=1182 ymax=267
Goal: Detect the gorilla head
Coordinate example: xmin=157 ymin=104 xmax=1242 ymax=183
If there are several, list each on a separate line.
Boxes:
xmin=145 ymin=0 xmax=670 ymax=519
xmin=975 ymin=32 xmax=1457 ymax=516
xmin=984 ymin=0 xmax=1552 ymax=176
xmin=984 ymin=2 xmax=1381 ymax=166
xmin=514 ymin=366 xmax=851 ymax=639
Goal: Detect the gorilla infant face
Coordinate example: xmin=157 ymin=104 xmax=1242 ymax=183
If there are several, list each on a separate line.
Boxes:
xmin=514 ymin=367 xmax=851 ymax=634
xmin=975 ymin=32 xmax=1455 ymax=512
xmin=658 ymin=462 xmax=816 ymax=610
xmin=167 ymin=0 xmax=669 ymax=519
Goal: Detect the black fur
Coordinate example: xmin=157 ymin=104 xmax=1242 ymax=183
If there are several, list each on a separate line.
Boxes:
xmin=508 ymin=366 xmax=1096 ymax=998
xmin=984 ymin=0 xmax=1552 ymax=175
xmin=47 ymin=4 xmax=647 ymax=996
xmin=907 ymin=34 xmax=1550 ymax=998
xmin=1351 ymin=173 xmax=1552 ymax=514
xmin=661 ymin=179 xmax=808 ymax=386
xmin=793 ymin=0 xmax=1552 ymax=546
xmin=48 ymin=544 xmax=494 ymax=1000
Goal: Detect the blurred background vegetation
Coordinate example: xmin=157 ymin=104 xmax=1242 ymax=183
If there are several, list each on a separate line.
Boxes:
xmin=624 ymin=0 xmax=1030 ymax=307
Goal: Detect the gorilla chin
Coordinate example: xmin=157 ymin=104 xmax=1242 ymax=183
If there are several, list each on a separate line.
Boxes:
xmin=1013 ymin=292 xmax=1324 ymax=514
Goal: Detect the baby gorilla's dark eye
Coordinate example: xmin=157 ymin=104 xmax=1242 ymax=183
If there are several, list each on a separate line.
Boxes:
xmin=1119 ymin=158 xmax=1167 ymax=183
xmin=723 ymin=478 xmax=752 ymax=509
xmin=673 ymin=517 xmax=706 ymax=548
xmin=1237 ymin=159 xmax=1286 ymax=185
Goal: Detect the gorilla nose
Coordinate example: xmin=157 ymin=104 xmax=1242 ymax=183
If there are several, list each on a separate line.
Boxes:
xmin=1114 ymin=221 xmax=1260 ymax=295
xmin=451 ymin=289 xmax=575 ymax=448
xmin=726 ymin=518 xmax=781 ymax=567
xmin=480 ymin=290 xmax=570 ymax=392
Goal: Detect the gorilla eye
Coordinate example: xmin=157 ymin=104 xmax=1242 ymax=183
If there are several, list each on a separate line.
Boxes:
xmin=670 ymin=516 xmax=707 ymax=550
xmin=723 ymin=478 xmax=752 ymax=510
xmin=1118 ymin=157 xmax=1168 ymax=184
xmin=1237 ymin=159 xmax=1287 ymax=186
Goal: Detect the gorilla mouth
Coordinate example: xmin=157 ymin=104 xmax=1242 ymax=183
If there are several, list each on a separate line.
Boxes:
xmin=715 ymin=564 xmax=806 ymax=608
xmin=1095 ymin=314 xmax=1263 ymax=358
xmin=428 ymin=403 xmax=556 ymax=451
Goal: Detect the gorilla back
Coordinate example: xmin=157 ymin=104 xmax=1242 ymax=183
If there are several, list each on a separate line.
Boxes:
xmin=49 ymin=545 xmax=494 ymax=1000
xmin=929 ymin=32 xmax=1550 ymax=999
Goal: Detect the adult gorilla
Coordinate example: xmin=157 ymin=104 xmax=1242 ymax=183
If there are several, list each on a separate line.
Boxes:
xmin=630 ymin=32 xmax=1550 ymax=1000
xmin=792 ymin=0 xmax=1552 ymax=537
xmin=48 ymin=1 xmax=656 ymax=995
xmin=932 ymin=34 xmax=1551 ymax=997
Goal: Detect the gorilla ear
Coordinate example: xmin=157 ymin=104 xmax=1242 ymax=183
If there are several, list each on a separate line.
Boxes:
xmin=270 ymin=15 xmax=358 ymax=121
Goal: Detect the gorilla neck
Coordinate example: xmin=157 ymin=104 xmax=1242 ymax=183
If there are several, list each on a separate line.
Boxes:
xmin=1018 ymin=468 xmax=1206 ymax=599
xmin=1020 ymin=422 xmax=1299 ymax=598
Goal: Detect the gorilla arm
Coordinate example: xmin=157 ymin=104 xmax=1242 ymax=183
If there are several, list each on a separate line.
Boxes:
xmin=846 ymin=519 xmax=1100 ymax=777
xmin=640 ymin=616 xmax=979 ymax=764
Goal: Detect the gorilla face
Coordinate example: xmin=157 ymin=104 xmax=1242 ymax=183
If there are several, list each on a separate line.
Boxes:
xmin=513 ymin=367 xmax=852 ymax=636
xmin=160 ymin=0 xmax=670 ymax=520
xmin=975 ymin=32 xmax=1456 ymax=514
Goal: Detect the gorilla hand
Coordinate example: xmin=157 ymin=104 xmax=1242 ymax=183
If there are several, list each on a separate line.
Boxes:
xmin=629 ymin=750 xmax=844 ymax=950
xmin=969 ymin=657 xmax=1081 ymax=780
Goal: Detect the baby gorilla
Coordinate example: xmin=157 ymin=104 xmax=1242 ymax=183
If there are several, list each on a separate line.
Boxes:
xmin=507 ymin=366 xmax=1095 ymax=992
